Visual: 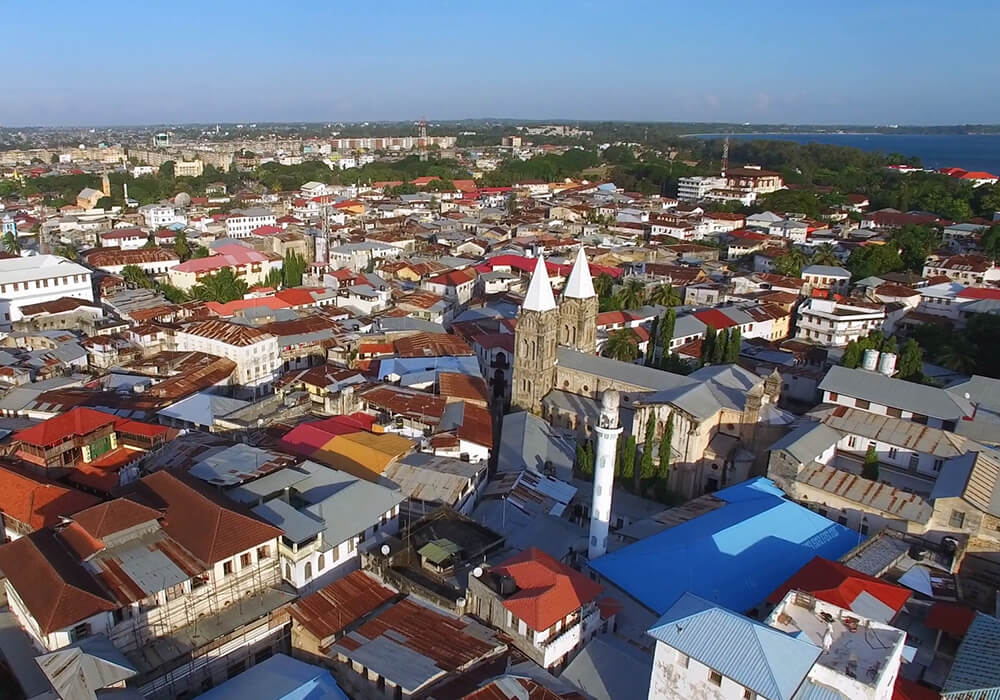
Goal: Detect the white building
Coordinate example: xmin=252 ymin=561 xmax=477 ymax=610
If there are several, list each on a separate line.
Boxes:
xmin=174 ymin=320 xmax=281 ymax=392
xmin=769 ymin=219 xmax=809 ymax=243
xmin=647 ymin=591 xmax=904 ymax=700
xmin=327 ymin=241 xmax=402 ymax=272
xmin=0 ymin=255 xmax=94 ymax=329
xmin=677 ymin=176 xmax=726 ymax=202
xmin=139 ymin=203 xmax=187 ymax=229
xmin=801 ymin=265 xmax=851 ymax=295
xmin=795 ymin=298 xmax=885 ymax=347
xmin=226 ymin=208 xmax=277 ymax=238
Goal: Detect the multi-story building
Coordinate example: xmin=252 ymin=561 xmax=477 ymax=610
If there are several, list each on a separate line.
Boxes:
xmin=647 ymin=591 xmax=904 ymax=700
xmin=167 ymin=244 xmax=281 ymax=291
xmin=174 ymin=319 xmax=281 ymax=393
xmin=84 ymin=247 xmax=180 ymax=277
xmin=0 ymin=471 xmax=288 ymax=700
xmin=138 ymin=203 xmax=187 ymax=228
xmin=801 ymin=264 xmax=851 ymax=295
xmin=326 ymin=241 xmax=401 ymax=272
xmin=724 ymin=166 xmax=785 ymax=195
xmin=922 ymin=254 xmax=1000 ymax=286
xmin=794 ymin=298 xmax=885 ymax=347
xmin=466 ymin=547 xmax=610 ymax=671
xmin=98 ymin=228 xmax=148 ymax=249
xmin=0 ymin=255 xmax=94 ymax=330
xmin=225 ymin=208 xmax=276 ymax=238
xmin=677 ymin=176 xmax=725 ymax=202
xmin=173 ymin=160 xmax=204 ymax=177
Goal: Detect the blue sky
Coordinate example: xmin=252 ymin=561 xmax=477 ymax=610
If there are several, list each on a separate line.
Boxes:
xmin=5 ymin=0 xmax=999 ymax=126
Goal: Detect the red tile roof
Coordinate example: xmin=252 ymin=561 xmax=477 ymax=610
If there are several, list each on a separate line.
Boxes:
xmin=71 ymin=499 xmax=162 ymax=541
xmin=693 ymin=309 xmax=740 ymax=330
xmin=767 ymin=556 xmax=911 ymax=614
xmin=491 ymin=547 xmax=603 ymax=632
xmin=0 ymin=467 xmax=99 ymax=530
xmin=14 ymin=407 xmax=115 ymax=448
xmin=957 ymin=287 xmax=1000 ymax=300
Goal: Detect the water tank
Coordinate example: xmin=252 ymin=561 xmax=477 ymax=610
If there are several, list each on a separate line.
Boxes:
xmin=862 ymin=349 xmax=880 ymax=372
xmin=878 ymin=352 xmax=897 ymax=376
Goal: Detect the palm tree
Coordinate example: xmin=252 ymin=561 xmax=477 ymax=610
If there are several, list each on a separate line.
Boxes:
xmin=603 ymin=328 xmax=641 ymax=362
xmin=938 ymin=342 xmax=977 ymax=375
xmin=191 ymin=267 xmax=249 ymax=303
xmin=773 ymin=248 xmax=808 ymax=277
xmin=54 ymin=244 xmax=78 ymax=261
xmin=2 ymin=232 xmax=21 ymax=256
xmin=809 ymin=244 xmax=839 ymax=267
xmin=648 ymin=283 xmax=681 ymax=308
xmin=593 ymin=272 xmax=614 ymax=299
xmin=615 ymin=279 xmax=647 ymax=310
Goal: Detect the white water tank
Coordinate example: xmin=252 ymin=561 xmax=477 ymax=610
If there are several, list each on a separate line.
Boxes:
xmin=862 ymin=349 xmax=880 ymax=371
xmin=878 ymin=352 xmax=897 ymax=376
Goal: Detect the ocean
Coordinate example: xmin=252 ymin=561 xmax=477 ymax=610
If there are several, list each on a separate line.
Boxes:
xmin=689 ymin=132 xmax=1000 ymax=175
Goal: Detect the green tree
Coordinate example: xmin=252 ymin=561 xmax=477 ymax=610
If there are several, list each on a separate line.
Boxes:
xmin=863 ymin=445 xmax=879 ymax=481
xmin=640 ymin=415 xmax=657 ymax=484
xmin=156 ymin=282 xmax=188 ymax=304
xmin=982 ymin=225 xmax=1000 ymax=262
xmin=581 ymin=439 xmax=594 ymax=477
xmin=621 ymin=435 xmax=637 ymax=483
xmin=192 ymin=245 xmax=210 ymax=259
xmin=159 ymin=161 xmax=175 ymax=178
xmin=645 ymin=317 xmax=659 ymax=366
xmin=846 ymin=243 xmax=904 ymax=280
xmin=648 ymin=283 xmax=681 ymax=307
xmin=701 ymin=326 xmax=717 ymax=364
xmin=809 ymin=244 xmax=839 ymax=267
xmin=265 ymin=267 xmax=284 ymax=289
xmin=594 ymin=272 xmax=614 ymax=299
xmin=615 ymin=278 xmax=647 ymax=310
xmin=712 ymin=328 xmax=728 ymax=365
xmin=882 ymin=335 xmax=898 ymax=355
xmin=725 ymin=327 xmax=742 ymax=363
xmin=772 ymin=248 xmax=808 ymax=277
xmin=190 ymin=267 xmax=249 ymax=303
xmin=2 ymin=232 xmax=21 ymax=256
xmin=283 ymin=251 xmax=307 ymax=287
xmin=506 ymin=193 xmax=518 ymax=216
xmin=121 ymin=264 xmax=153 ymax=288
xmin=842 ymin=340 xmax=862 ymax=369
xmin=174 ymin=230 xmax=191 ymax=261
xmin=897 ymin=338 xmax=923 ymax=381
xmin=659 ymin=413 xmax=674 ymax=479
xmin=54 ymin=244 xmax=78 ymax=260
xmin=603 ymin=328 xmax=640 ymax=362
xmin=891 ymin=225 xmax=939 ymax=273
xmin=659 ymin=307 xmax=676 ymax=353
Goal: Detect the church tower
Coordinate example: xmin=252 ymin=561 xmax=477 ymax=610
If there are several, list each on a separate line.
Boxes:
xmin=559 ymin=247 xmax=598 ymax=353
xmin=513 ymin=256 xmax=560 ymax=413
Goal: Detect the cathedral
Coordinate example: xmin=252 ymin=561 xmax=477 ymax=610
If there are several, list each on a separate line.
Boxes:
xmin=512 ymin=249 xmax=790 ymax=498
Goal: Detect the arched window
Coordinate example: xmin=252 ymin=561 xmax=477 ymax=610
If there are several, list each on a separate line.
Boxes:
xmin=304 ymin=561 xmax=313 ymax=581
xmin=284 ymin=563 xmax=292 ymax=581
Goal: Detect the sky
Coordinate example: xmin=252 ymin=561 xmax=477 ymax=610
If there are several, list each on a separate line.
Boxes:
xmin=4 ymin=0 xmax=1000 ymax=127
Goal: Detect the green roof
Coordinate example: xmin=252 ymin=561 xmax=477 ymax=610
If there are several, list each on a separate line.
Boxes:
xmin=418 ymin=538 xmax=462 ymax=565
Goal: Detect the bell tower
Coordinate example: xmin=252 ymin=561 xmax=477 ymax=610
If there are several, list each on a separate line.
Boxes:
xmin=513 ymin=256 xmax=559 ymax=414
xmin=559 ymin=247 xmax=598 ymax=353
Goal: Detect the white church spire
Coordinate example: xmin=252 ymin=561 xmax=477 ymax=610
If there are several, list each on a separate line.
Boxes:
xmin=564 ymin=246 xmax=596 ymax=300
xmin=522 ymin=255 xmax=557 ymax=312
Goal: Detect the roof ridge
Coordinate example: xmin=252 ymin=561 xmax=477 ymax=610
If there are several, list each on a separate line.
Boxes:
xmin=750 ymin=619 xmax=785 ymax=699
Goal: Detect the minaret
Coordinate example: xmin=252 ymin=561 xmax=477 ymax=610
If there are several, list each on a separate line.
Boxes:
xmin=560 ymin=247 xmax=598 ymax=353
xmin=589 ymin=389 xmax=622 ymax=560
xmin=513 ymin=256 xmax=559 ymax=413
xmin=101 ymin=172 xmax=111 ymax=198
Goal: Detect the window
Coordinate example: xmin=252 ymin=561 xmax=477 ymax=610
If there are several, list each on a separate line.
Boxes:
xmin=227 ymin=661 xmax=246 ymax=680
xmin=709 ymin=670 xmax=723 ymax=687
xmin=222 ymin=560 xmax=233 ymax=576
xmin=909 ymin=454 xmax=920 ymax=471
xmin=847 ymin=436 xmax=857 ymax=448
xmin=677 ymin=652 xmax=689 ymax=668
xmin=70 ymin=623 xmax=90 ymax=642
xmin=304 ymin=562 xmax=312 ymax=580
xmin=256 ymin=545 xmax=270 ymax=560
xmin=240 ymin=552 xmax=251 ymax=568
xmin=317 ymin=553 xmax=325 ymax=571
xmin=888 ymin=447 xmax=898 ymax=459
xmin=744 ymin=690 xmax=756 ymax=700
xmin=933 ymin=459 xmax=944 ymax=472
xmin=949 ymin=510 xmax=966 ymax=528
xmin=838 ymin=515 xmax=848 ymax=525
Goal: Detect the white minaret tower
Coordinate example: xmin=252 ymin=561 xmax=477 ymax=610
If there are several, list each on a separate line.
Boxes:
xmin=589 ymin=389 xmax=622 ymax=560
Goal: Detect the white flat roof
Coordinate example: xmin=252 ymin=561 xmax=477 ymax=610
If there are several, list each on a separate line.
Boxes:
xmin=0 ymin=255 xmax=91 ymax=283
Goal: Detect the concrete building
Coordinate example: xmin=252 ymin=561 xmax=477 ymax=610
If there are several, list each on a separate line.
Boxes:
xmin=795 ymin=298 xmax=886 ymax=347
xmin=174 ymin=320 xmax=281 ymax=393
xmin=226 ymin=208 xmax=276 ymax=238
xmin=0 ymin=255 xmax=94 ymax=330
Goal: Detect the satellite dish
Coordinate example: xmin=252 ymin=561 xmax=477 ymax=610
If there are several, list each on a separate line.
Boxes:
xmin=380 ymin=544 xmax=391 ymax=556
xmin=472 ymin=566 xmax=483 ymax=578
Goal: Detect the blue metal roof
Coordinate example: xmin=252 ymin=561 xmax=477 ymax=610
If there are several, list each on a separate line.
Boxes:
xmin=648 ymin=593 xmax=820 ymax=700
xmin=590 ymin=478 xmax=861 ymax=614
xmin=196 ymin=653 xmax=348 ymax=700
xmin=943 ymin=612 xmax=1000 ymax=697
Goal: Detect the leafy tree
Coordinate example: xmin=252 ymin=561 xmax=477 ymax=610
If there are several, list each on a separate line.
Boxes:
xmin=898 ymin=339 xmax=923 ymax=382
xmin=891 ymin=225 xmax=939 ymax=273
xmin=576 ymin=441 xmax=587 ymax=475
xmin=882 ymin=335 xmax=898 ymax=355
xmin=283 ymin=251 xmax=307 ymax=287
xmin=809 ymin=244 xmax=839 ymax=267
xmin=659 ymin=413 xmax=674 ymax=479
xmin=659 ymin=307 xmax=676 ymax=354
xmin=645 ymin=317 xmax=659 ymax=366
xmin=725 ymin=327 xmax=742 ymax=363
xmin=174 ymin=230 xmax=191 ymax=261
xmin=54 ymin=244 xmax=78 ymax=260
xmin=158 ymin=161 xmax=175 ymax=178
xmin=842 ymin=340 xmax=862 ymax=369
xmin=772 ymin=248 xmax=808 ymax=278
xmin=982 ymin=225 xmax=1000 ymax=262
xmin=615 ymin=278 xmax=646 ymax=310
xmin=620 ymin=435 xmax=637 ymax=483
xmin=192 ymin=245 xmax=210 ymax=259
xmin=506 ymin=193 xmax=518 ymax=216
xmin=639 ymin=414 xmax=658 ymax=483
xmin=648 ymin=283 xmax=681 ymax=307
xmin=190 ymin=267 xmax=249 ymax=303
xmin=603 ymin=328 xmax=640 ymax=362
xmin=712 ymin=328 xmax=728 ymax=365
xmin=701 ymin=326 xmax=717 ymax=364
xmin=846 ymin=243 xmax=903 ymax=281
xmin=121 ymin=264 xmax=153 ymax=289
xmin=594 ymin=272 xmax=614 ymax=299
xmin=156 ymin=282 xmax=189 ymax=304
xmin=2 ymin=232 xmax=21 ymax=256
xmin=863 ymin=445 xmax=879 ymax=481
xmin=660 ymin=352 xmax=693 ymax=375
